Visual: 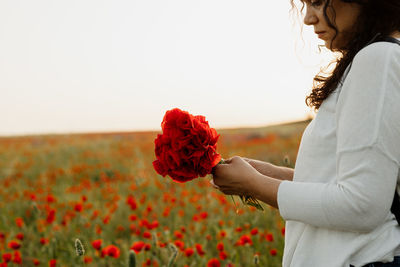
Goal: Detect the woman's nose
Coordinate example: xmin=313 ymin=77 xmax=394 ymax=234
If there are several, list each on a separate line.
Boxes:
xmin=303 ymin=6 xmax=318 ymax=25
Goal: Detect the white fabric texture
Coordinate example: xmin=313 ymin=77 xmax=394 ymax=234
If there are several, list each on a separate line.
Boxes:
xmin=277 ymin=39 xmax=400 ymax=267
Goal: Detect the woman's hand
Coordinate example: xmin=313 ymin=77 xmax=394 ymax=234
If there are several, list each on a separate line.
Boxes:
xmin=211 ymin=156 xmax=261 ymax=197
xmin=211 ymin=156 xmax=282 ymax=209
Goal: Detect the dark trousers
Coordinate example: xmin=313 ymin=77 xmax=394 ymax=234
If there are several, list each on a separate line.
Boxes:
xmin=350 ymin=256 xmax=400 ymax=267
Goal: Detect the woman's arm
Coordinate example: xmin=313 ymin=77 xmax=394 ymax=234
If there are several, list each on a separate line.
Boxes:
xmin=242 ymin=157 xmax=294 ymax=181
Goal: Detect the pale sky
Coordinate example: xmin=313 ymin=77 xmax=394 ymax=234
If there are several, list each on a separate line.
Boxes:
xmin=0 ymin=0 xmax=335 ymax=136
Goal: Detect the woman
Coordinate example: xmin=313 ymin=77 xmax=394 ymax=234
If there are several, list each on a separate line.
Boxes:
xmin=211 ymin=0 xmax=400 ymax=266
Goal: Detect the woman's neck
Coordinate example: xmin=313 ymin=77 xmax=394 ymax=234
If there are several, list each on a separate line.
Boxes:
xmin=390 ymin=31 xmax=400 ymax=38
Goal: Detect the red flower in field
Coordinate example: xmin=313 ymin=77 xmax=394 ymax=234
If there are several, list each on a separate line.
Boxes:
xmin=126 ymin=195 xmax=137 ymax=210
xmin=174 ymin=230 xmax=183 ymax=239
xmin=74 ymin=203 xmax=83 ymax=212
xmin=91 ymin=210 xmax=100 ymax=220
xmin=33 ymin=258 xmax=40 ymax=265
xmin=0 ymin=232 xmax=5 ymax=240
xmin=49 ymin=259 xmax=56 ymax=267
xmin=15 ymin=233 xmax=24 ymax=241
xmin=184 ymin=248 xmax=194 ymax=257
xmin=195 ymin=244 xmax=205 ymax=256
xmin=153 ymin=108 xmax=221 ymax=182
xmin=265 ymin=233 xmax=274 ymax=242
xmin=81 ymin=195 xmax=87 ymax=202
xmin=8 ymin=241 xmax=21 ymax=250
xmin=219 ymin=251 xmax=228 ymax=260
xmin=15 ymin=217 xmax=24 ymax=228
xmin=235 ymin=227 xmax=242 ymax=233
xmin=103 ymin=245 xmax=120 ymax=258
xmin=103 ymin=215 xmax=111 ymax=224
xmin=2 ymin=253 xmax=12 ymax=262
xmin=250 ymin=228 xmax=258 ymax=235
xmin=129 ymin=214 xmax=137 ymax=221
xmin=281 ymin=227 xmax=285 ymax=236
xmin=216 ymin=242 xmax=224 ymax=251
xmin=13 ymin=251 xmax=22 ymax=264
xmin=218 ymin=230 xmax=226 ymax=238
xmin=84 ymin=256 xmax=92 ymax=263
xmin=131 ymin=241 xmax=145 ymax=253
xmin=46 ymin=209 xmax=56 ymax=224
xmin=200 ymin=211 xmax=208 ymax=219
xmin=144 ymin=243 xmax=151 ymax=251
xmin=0 ymin=262 xmax=7 ymax=267
xmin=143 ymin=231 xmax=152 ymax=239
xmin=235 ymin=235 xmax=252 ymax=246
xmin=46 ymin=194 xmax=56 ymax=203
xmin=91 ymin=239 xmax=102 ymax=250
xmin=270 ymin=248 xmax=278 ymax=256
xmin=174 ymin=240 xmax=185 ymax=251
xmin=207 ymin=258 xmax=221 ymax=267
xmin=149 ymin=220 xmax=159 ymax=229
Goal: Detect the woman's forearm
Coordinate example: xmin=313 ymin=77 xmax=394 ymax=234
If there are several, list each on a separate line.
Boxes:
xmin=245 ymin=158 xmax=294 ymax=181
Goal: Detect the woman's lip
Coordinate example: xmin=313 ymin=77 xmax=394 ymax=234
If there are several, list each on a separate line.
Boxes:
xmin=316 ymin=32 xmax=326 ymax=38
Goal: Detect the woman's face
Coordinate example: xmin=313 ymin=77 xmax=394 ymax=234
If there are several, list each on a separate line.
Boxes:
xmin=303 ymin=0 xmax=362 ymax=50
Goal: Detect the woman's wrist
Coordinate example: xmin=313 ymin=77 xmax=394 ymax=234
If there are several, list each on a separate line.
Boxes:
xmin=247 ymin=172 xmax=282 ymax=209
xmin=245 ymin=158 xmax=294 ymax=181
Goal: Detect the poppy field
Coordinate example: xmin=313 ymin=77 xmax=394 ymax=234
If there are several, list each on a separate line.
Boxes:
xmin=0 ymin=120 xmax=309 ymax=267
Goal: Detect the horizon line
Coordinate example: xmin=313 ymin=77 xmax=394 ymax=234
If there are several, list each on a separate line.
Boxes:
xmin=0 ymin=117 xmax=313 ymax=139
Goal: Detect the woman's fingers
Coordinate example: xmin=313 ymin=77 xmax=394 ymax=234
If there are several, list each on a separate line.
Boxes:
xmin=209 ymin=178 xmax=220 ymax=189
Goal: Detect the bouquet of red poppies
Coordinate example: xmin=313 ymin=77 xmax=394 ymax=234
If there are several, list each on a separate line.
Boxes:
xmin=152 ymin=108 xmax=262 ymax=210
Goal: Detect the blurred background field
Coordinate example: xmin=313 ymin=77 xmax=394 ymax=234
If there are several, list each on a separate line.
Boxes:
xmin=0 ymin=119 xmax=310 ymax=267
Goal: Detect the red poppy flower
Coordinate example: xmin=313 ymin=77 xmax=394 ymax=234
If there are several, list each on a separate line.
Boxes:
xmin=91 ymin=239 xmax=102 ymax=250
xmin=195 ymin=244 xmax=205 ymax=256
xmin=15 ymin=233 xmax=24 ymax=241
xmin=207 ymin=258 xmax=220 ymax=267
xmin=2 ymin=253 xmax=12 ymax=263
xmin=126 ymin=196 xmax=137 ymax=210
xmin=216 ymin=242 xmax=224 ymax=251
xmin=46 ymin=209 xmax=56 ymax=224
xmin=49 ymin=259 xmax=56 ymax=267
xmin=270 ymin=248 xmax=278 ymax=256
xmin=235 ymin=235 xmax=253 ymax=246
xmin=74 ymin=203 xmax=83 ymax=212
xmin=8 ymin=241 xmax=21 ymax=250
xmin=219 ymin=251 xmax=228 ymax=260
xmin=174 ymin=230 xmax=183 ymax=239
xmin=13 ymin=251 xmax=22 ymax=264
xmin=84 ymin=256 xmax=92 ymax=263
xmin=184 ymin=248 xmax=194 ymax=257
xmin=174 ymin=240 xmax=185 ymax=251
xmin=143 ymin=231 xmax=152 ymax=239
xmin=103 ymin=245 xmax=120 ymax=258
xmin=250 ymin=228 xmax=258 ymax=235
xmin=33 ymin=258 xmax=40 ymax=266
xmin=15 ymin=218 xmax=24 ymax=228
xmin=131 ymin=241 xmax=145 ymax=253
xmin=46 ymin=194 xmax=56 ymax=203
xmin=265 ymin=233 xmax=274 ymax=242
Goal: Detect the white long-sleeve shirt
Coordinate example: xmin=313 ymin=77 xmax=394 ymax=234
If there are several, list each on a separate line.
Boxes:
xmin=277 ymin=39 xmax=400 ymax=267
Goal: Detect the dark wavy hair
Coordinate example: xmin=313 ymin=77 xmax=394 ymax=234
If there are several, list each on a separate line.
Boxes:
xmin=291 ymin=0 xmax=400 ymax=111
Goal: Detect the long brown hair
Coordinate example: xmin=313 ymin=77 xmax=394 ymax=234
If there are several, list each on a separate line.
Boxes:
xmin=292 ymin=0 xmax=400 ymax=111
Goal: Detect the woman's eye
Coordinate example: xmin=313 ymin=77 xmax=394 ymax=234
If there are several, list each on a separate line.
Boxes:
xmin=310 ymin=0 xmax=323 ymax=7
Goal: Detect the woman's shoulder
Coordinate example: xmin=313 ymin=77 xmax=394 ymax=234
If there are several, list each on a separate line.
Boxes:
xmin=353 ymin=38 xmax=400 ymax=67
